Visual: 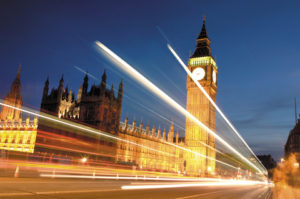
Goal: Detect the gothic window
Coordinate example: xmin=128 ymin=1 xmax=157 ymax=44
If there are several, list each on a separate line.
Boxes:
xmin=87 ymin=106 xmax=95 ymax=120
xmin=103 ymin=108 xmax=108 ymax=122
xmin=112 ymin=113 xmax=116 ymax=125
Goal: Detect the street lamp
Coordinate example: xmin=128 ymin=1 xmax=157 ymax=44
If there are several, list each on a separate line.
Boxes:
xmin=207 ymin=166 xmax=212 ymax=173
xmin=81 ymin=157 xmax=87 ymax=163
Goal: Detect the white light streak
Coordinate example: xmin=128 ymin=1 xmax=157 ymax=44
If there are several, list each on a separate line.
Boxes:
xmin=0 ymin=100 xmax=173 ymax=158
xmin=40 ymin=174 xmax=269 ymax=188
xmin=75 ymin=65 xmax=225 ymax=159
xmin=94 ymin=41 xmax=265 ymax=175
xmin=122 ymin=180 xmax=267 ymax=190
xmin=40 ymin=173 xmax=225 ymax=181
xmin=74 ymin=65 xmax=98 ymax=80
xmin=167 ymin=44 xmax=267 ymax=174
xmin=0 ymin=100 xmax=234 ymax=171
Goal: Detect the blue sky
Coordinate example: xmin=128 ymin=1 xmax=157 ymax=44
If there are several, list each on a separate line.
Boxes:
xmin=1 ymin=0 xmax=300 ymax=161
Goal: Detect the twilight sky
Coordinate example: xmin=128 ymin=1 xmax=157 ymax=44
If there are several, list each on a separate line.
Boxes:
xmin=1 ymin=0 xmax=300 ymax=161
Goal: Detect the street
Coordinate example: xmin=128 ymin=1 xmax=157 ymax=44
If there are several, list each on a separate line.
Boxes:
xmin=0 ymin=177 xmax=273 ymax=199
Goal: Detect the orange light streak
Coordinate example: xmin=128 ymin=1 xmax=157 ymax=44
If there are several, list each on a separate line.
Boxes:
xmin=35 ymin=143 xmax=115 ymax=158
xmin=0 ymin=99 xmax=176 ymax=159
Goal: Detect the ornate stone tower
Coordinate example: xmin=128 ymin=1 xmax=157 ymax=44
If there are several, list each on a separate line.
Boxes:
xmin=0 ymin=65 xmax=22 ymax=120
xmin=185 ymin=18 xmax=218 ymax=176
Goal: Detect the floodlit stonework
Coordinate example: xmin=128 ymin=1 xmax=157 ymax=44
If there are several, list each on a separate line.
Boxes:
xmin=185 ymin=18 xmax=217 ymax=176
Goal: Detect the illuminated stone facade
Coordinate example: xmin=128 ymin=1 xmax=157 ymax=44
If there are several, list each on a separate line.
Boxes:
xmin=0 ymin=118 xmax=37 ymax=153
xmin=40 ymin=71 xmax=123 ymax=133
xmin=0 ymin=65 xmax=37 ymax=153
xmin=185 ymin=18 xmax=217 ymax=176
xmin=0 ymin=65 xmax=22 ymax=121
xmin=117 ymin=118 xmax=185 ymax=173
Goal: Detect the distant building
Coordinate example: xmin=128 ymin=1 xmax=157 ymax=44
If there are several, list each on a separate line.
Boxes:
xmin=285 ymin=117 xmax=300 ymax=162
xmin=257 ymin=155 xmax=277 ymax=170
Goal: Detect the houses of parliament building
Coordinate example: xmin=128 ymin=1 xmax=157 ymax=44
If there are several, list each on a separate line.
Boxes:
xmin=0 ymin=19 xmax=218 ymax=176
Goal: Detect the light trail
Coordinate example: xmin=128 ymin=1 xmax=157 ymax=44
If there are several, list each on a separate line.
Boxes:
xmin=0 ymin=100 xmax=175 ymax=159
xmin=121 ymin=180 xmax=268 ymax=190
xmin=74 ymin=65 xmax=98 ymax=80
xmin=35 ymin=143 xmax=115 ymax=158
xmin=75 ymin=64 xmax=185 ymax=132
xmin=94 ymin=41 xmax=265 ymax=175
xmin=0 ymin=102 xmax=240 ymax=173
xmin=167 ymin=44 xmax=267 ymax=174
xmin=75 ymin=64 xmax=225 ymax=157
xmin=37 ymin=130 xmax=93 ymax=147
xmin=40 ymin=173 xmax=250 ymax=183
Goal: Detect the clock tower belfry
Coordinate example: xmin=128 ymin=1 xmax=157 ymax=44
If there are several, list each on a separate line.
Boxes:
xmin=185 ymin=18 xmax=218 ymax=176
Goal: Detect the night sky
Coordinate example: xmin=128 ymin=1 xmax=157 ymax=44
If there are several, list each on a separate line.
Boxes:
xmin=1 ymin=0 xmax=300 ymax=161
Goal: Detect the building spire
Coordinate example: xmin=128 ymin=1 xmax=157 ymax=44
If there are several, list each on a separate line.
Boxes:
xmin=191 ymin=15 xmax=212 ymax=58
xmin=102 ymin=70 xmax=107 ymax=83
xmin=197 ymin=15 xmax=208 ymax=40
xmin=295 ymin=98 xmax=297 ymax=124
xmin=0 ymin=64 xmax=22 ymax=120
xmin=59 ymin=74 xmax=64 ymax=86
xmin=16 ymin=64 xmax=21 ymax=79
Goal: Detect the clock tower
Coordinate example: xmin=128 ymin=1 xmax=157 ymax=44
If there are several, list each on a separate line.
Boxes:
xmin=185 ymin=18 xmax=218 ymax=176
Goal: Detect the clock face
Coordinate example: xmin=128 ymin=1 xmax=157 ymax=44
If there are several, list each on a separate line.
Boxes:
xmin=212 ymin=70 xmax=217 ymax=83
xmin=192 ymin=68 xmax=205 ymax=81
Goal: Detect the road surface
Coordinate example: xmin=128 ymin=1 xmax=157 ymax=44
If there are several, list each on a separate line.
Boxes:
xmin=0 ymin=177 xmax=273 ymax=199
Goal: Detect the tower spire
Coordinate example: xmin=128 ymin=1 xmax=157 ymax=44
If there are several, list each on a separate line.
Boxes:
xmin=197 ymin=15 xmax=208 ymax=40
xmin=191 ymin=16 xmax=211 ymax=58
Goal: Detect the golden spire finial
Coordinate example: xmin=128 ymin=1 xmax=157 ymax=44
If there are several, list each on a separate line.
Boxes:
xmin=203 ymin=14 xmax=206 ymax=23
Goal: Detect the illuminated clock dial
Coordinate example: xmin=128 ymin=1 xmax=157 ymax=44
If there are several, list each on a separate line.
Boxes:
xmin=192 ymin=68 xmax=205 ymax=81
xmin=212 ymin=70 xmax=217 ymax=83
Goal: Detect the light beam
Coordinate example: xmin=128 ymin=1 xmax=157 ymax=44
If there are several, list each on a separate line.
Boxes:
xmin=167 ymin=44 xmax=267 ymax=174
xmin=94 ymin=41 xmax=265 ymax=175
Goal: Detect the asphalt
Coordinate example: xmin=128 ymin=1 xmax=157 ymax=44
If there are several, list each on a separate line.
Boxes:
xmin=0 ymin=177 xmax=273 ymax=199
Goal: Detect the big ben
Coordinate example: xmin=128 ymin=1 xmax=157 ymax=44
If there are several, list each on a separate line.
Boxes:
xmin=185 ymin=17 xmax=217 ymax=176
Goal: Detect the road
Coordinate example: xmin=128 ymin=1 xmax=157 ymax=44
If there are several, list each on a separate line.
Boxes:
xmin=0 ymin=177 xmax=273 ymax=199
